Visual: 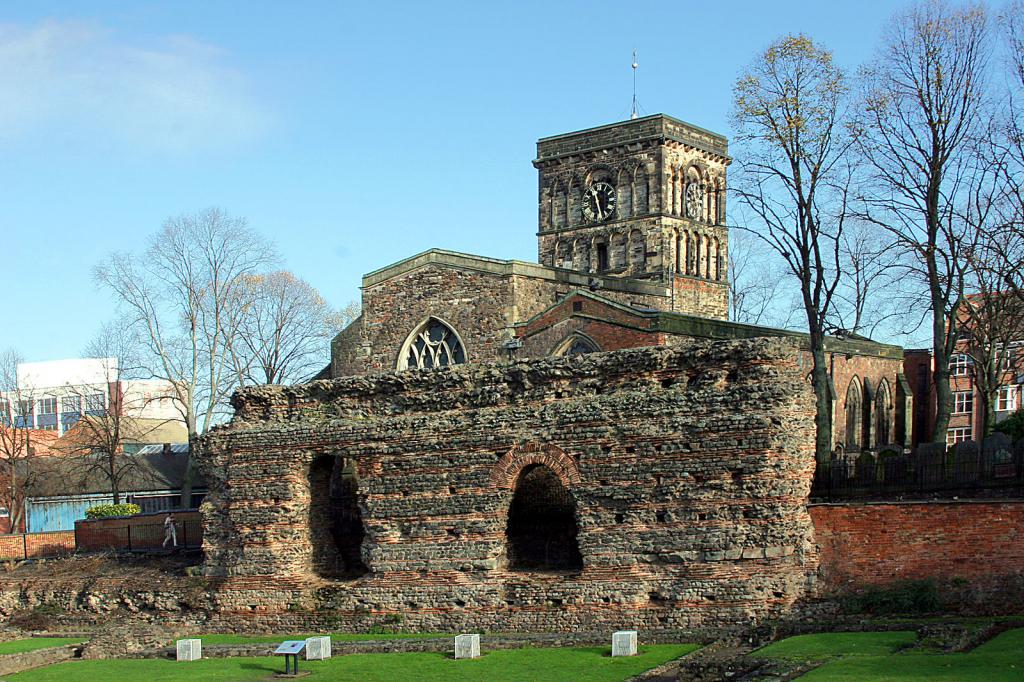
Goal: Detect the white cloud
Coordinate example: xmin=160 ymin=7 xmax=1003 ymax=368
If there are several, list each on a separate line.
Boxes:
xmin=0 ymin=20 xmax=271 ymax=154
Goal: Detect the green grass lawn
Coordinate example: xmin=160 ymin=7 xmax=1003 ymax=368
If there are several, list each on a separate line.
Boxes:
xmin=752 ymin=631 xmax=918 ymax=660
xmin=754 ymin=628 xmax=1024 ymax=681
xmin=0 ymin=638 xmax=83 ymax=655
xmin=194 ymin=632 xmax=447 ymax=645
xmin=7 ymin=644 xmax=699 ymax=682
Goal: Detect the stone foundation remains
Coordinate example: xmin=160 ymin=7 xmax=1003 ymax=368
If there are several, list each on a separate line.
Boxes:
xmin=194 ymin=339 xmax=819 ymax=631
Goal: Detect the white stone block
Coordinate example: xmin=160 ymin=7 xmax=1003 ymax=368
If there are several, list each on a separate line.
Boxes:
xmin=454 ymin=633 xmax=480 ymax=659
xmin=611 ymin=630 xmax=637 ymax=657
xmin=305 ymin=635 xmax=332 ymax=660
xmin=176 ymin=638 xmax=202 ymax=661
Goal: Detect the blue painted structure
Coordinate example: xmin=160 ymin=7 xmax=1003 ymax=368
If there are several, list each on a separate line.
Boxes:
xmin=26 ymin=493 xmax=114 ymax=533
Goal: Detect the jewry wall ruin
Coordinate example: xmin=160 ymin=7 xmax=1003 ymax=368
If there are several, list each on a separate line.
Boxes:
xmin=194 ymin=338 xmax=819 ymax=631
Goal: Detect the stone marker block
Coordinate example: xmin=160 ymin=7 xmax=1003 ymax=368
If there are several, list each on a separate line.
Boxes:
xmin=176 ymin=638 xmax=202 ymax=661
xmin=305 ymin=635 xmax=332 ymax=660
xmin=611 ymin=630 xmax=637 ymax=657
xmin=454 ymin=633 xmax=480 ymax=659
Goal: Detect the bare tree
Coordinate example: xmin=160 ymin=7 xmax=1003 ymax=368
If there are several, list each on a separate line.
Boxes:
xmin=853 ymin=0 xmax=990 ymax=442
xmin=224 ymin=272 xmax=355 ymax=386
xmin=94 ymin=207 xmax=276 ymax=437
xmin=728 ymin=230 xmax=794 ymax=326
xmin=0 ymin=349 xmax=43 ymax=533
xmin=733 ymin=34 xmax=852 ymax=461
xmin=829 ymin=221 xmax=905 ymax=338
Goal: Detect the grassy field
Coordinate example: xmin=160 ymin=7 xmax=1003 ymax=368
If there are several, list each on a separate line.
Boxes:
xmin=753 ymin=628 xmax=1024 ymax=681
xmin=7 ymin=644 xmax=699 ymax=681
xmin=0 ymin=638 xmax=83 ymax=655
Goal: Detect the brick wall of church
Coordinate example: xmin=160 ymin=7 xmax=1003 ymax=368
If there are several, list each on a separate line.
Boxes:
xmin=196 ymin=340 xmax=819 ymax=633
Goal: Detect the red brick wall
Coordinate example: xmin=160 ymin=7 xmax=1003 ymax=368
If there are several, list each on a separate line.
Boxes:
xmin=0 ymin=531 xmax=75 ymax=560
xmin=75 ymin=510 xmax=202 ymax=551
xmin=810 ymin=501 xmax=1024 ymax=591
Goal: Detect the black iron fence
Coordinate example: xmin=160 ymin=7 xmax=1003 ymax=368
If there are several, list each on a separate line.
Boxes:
xmin=812 ymin=437 xmax=1024 ymax=501
xmin=75 ymin=516 xmax=203 ymax=552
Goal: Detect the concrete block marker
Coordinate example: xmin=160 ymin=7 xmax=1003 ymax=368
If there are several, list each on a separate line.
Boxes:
xmin=454 ymin=633 xmax=480 ymax=659
xmin=611 ymin=630 xmax=637 ymax=657
xmin=176 ymin=639 xmax=202 ymax=661
xmin=305 ymin=636 xmax=332 ymax=660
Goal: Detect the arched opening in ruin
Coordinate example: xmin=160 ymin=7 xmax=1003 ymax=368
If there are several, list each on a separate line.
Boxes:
xmin=505 ymin=464 xmax=582 ymax=572
xmin=309 ymin=455 xmax=367 ymax=578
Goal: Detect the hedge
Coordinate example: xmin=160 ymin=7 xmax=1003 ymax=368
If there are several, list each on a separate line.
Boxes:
xmin=85 ymin=503 xmax=141 ymax=519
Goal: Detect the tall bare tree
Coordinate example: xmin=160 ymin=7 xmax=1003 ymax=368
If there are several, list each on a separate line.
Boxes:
xmin=733 ymin=34 xmax=852 ymax=461
xmin=223 ymin=271 xmax=354 ymax=386
xmin=0 ymin=349 xmax=43 ymax=533
xmin=829 ymin=221 xmax=905 ymax=339
xmin=94 ymin=207 xmax=276 ymax=437
xmin=853 ymin=0 xmax=990 ymax=442
xmin=728 ymin=230 xmax=795 ymax=326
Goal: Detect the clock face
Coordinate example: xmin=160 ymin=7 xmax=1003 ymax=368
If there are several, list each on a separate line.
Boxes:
xmin=583 ymin=181 xmax=617 ymax=222
xmin=685 ymin=183 xmax=704 ymax=220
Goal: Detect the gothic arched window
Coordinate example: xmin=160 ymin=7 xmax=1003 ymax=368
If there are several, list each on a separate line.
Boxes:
xmin=554 ymin=334 xmax=600 ymax=357
xmin=875 ymin=379 xmax=892 ymax=446
xmin=845 ymin=378 xmax=862 ymax=451
xmin=398 ymin=318 xmax=466 ymax=370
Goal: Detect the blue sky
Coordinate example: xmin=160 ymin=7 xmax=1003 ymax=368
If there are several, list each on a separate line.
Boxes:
xmin=2 ymin=0 xmax=908 ymax=361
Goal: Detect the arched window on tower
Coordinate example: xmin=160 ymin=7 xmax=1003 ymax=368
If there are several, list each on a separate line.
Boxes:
xmin=634 ymin=166 xmax=648 ymax=214
xmin=846 ymin=378 xmax=862 ymax=451
xmin=574 ymin=238 xmax=591 ymax=273
xmin=398 ymin=318 xmax=467 ymax=370
xmin=629 ymin=229 xmax=645 ymax=272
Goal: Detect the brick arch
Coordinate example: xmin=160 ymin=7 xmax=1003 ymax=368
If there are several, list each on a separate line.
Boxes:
xmin=490 ymin=443 xmax=582 ymax=490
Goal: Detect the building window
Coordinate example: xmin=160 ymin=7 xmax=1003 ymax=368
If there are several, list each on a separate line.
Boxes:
xmin=947 ymin=427 xmax=973 ymax=445
xmin=845 ymin=379 xmax=862 ymax=451
xmin=555 ymin=334 xmax=600 ymax=357
xmin=85 ymin=393 xmax=106 ymax=416
xmin=398 ymin=318 xmax=466 ymax=370
xmin=998 ymin=385 xmax=1018 ymax=412
xmin=949 ymin=353 xmax=969 ymax=376
xmin=15 ymin=400 xmax=34 ymax=428
xmin=953 ymin=391 xmax=974 ymax=414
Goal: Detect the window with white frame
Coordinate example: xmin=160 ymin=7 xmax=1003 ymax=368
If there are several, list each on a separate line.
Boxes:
xmin=37 ymin=397 xmax=56 ymax=415
xmin=998 ymin=385 xmax=1018 ymax=412
xmin=953 ymin=391 xmax=974 ymax=414
xmin=949 ymin=353 xmax=969 ymax=376
xmin=84 ymin=393 xmax=106 ymax=415
xmin=947 ymin=427 xmax=973 ymax=445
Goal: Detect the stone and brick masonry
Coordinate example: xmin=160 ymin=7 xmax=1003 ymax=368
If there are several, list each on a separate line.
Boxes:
xmin=194 ymin=339 xmax=820 ymax=632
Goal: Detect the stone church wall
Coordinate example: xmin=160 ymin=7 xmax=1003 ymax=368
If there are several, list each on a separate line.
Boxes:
xmin=196 ymin=339 xmax=819 ymax=632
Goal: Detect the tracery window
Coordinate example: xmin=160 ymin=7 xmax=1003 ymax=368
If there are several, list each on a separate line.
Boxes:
xmin=560 ymin=335 xmax=600 ymax=356
xmin=399 ymin=319 xmax=466 ymax=370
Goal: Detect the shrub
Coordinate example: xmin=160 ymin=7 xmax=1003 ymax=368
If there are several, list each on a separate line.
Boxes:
xmin=85 ymin=503 xmax=141 ymax=519
xmin=840 ymin=579 xmax=942 ymax=615
xmin=995 ymin=408 xmax=1024 ymax=441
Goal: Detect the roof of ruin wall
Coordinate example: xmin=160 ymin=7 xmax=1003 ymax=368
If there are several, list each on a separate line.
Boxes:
xmin=203 ymin=339 xmax=809 ymax=441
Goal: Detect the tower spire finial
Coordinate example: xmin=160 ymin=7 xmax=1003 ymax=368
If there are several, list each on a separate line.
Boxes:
xmin=630 ymin=49 xmax=639 ymax=120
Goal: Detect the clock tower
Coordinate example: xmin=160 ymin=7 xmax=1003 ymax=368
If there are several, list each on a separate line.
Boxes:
xmin=533 ymin=114 xmax=730 ymax=319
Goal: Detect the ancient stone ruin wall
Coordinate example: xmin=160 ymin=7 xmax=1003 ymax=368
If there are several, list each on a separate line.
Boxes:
xmin=196 ymin=339 xmax=818 ymax=632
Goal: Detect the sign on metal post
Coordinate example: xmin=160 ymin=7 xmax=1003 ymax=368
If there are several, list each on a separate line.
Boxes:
xmin=274 ymin=640 xmax=307 ymax=676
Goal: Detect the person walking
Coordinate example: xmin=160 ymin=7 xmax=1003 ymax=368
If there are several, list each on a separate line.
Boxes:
xmin=162 ymin=512 xmax=178 ymax=548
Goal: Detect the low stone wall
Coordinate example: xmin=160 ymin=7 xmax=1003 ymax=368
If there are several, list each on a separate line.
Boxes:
xmin=0 ymin=532 xmax=75 ymax=561
xmin=810 ymin=500 xmax=1024 ymax=592
xmin=0 ymin=644 xmax=80 ymax=676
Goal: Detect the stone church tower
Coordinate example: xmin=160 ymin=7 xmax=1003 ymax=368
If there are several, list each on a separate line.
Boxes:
xmin=535 ymin=114 xmax=730 ymax=318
